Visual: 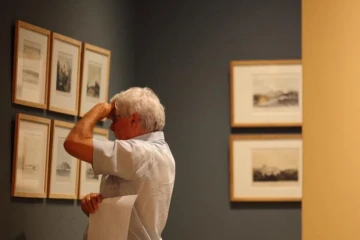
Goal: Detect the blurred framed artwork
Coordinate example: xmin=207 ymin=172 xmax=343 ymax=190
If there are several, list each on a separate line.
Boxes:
xmin=230 ymin=59 xmax=302 ymax=127
xmin=11 ymin=113 xmax=51 ymax=198
xmin=79 ymin=43 xmax=110 ymax=118
xmin=229 ymin=134 xmax=302 ymax=202
xmin=12 ymin=20 xmax=51 ymax=109
xmin=48 ymin=120 xmax=79 ymax=199
xmin=78 ymin=127 xmax=109 ymax=199
xmin=48 ymin=33 xmax=82 ymax=115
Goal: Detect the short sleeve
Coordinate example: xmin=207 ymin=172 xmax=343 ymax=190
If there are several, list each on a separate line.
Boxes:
xmin=92 ymin=138 xmax=153 ymax=180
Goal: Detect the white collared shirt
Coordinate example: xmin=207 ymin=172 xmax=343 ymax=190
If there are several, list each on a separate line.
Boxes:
xmin=88 ymin=131 xmax=176 ymax=239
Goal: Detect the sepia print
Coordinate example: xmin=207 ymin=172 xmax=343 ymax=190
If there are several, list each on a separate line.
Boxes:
xmin=85 ymin=163 xmax=99 ymax=181
xmin=252 ymin=72 xmax=299 ymax=109
xmin=55 ymin=137 xmax=72 ymax=182
xmin=56 ymin=51 xmax=72 ymax=93
xmin=18 ymin=132 xmax=42 ymax=181
xmin=22 ymin=40 xmax=41 ymax=87
xmin=252 ymin=147 xmax=300 ymax=187
xmin=86 ymin=61 xmax=101 ymax=99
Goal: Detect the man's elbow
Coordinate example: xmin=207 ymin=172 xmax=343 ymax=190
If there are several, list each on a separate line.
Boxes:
xmin=63 ymin=137 xmax=93 ymax=163
xmin=63 ymin=137 xmax=79 ymax=158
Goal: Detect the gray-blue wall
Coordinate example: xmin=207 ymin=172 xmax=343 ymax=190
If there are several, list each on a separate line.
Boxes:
xmin=0 ymin=0 xmax=301 ymax=239
xmin=0 ymin=0 xmax=134 ymax=239
xmin=134 ymin=0 xmax=302 ymax=240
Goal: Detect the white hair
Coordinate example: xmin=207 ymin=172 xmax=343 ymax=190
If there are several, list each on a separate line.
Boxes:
xmin=110 ymin=87 xmax=165 ymax=132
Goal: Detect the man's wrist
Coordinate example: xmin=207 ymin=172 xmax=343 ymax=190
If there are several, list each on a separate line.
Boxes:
xmin=83 ymin=108 xmax=104 ymax=123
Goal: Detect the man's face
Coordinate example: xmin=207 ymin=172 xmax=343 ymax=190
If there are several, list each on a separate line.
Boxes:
xmin=109 ymin=110 xmax=141 ymax=140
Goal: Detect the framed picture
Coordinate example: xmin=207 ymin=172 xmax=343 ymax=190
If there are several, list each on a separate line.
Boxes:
xmin=48 ymin=120 xmax=79 ymax=199
xmin=48 ymin=33 xmax=82 ymax=115
xmin=78 ymin=127 xmax=109 ymax=199
xmin=11 ymin=113 xmax=51 ymax=198
xmin=230 ymin=60 xmax=302 ymax=127
xmin=12 ymin=20 xmax=50 ymax=109
xmin=229 ymin=134 xmax=302 ymax=202
xmin=79 ymin=43 xmax=110 ymax=118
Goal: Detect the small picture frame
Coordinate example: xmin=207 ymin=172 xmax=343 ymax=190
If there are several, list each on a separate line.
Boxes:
xmin=48 ymin=33 xmax=82 ymax=115
xmin=12 ymin=20 xmax=51 ymax=109
xmin=229 ymin=134 xmax=302 ymax=202
xmin=78 ymin=127 xmax=109 ymax=199
xmin=11 ymin=113 xmax=51 ymax=198
xmin=79 ymin=43 xmax=110 ymax=118
xmin=230 ymin=60 xmax=302 ymax=127
xmin=48 ymin=120 xmax=79 ymax=199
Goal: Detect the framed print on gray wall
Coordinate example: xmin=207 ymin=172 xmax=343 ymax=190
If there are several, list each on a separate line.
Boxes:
xmin=48 ymin=33 xmax=82 ymax=115
xmin=78 ymin=127 xmax=108 ymax=199
xmin=79 ymin=43 xmax=110 ymax=118
xmin=48 ymin=120 xmax=79 ymax=199
xmin=11 ymin=113 xmax=51 ymax=198
xmin=12 ymin=20 xmax=50 ymax=109
xmin=229 ymin=134 xmax=302 ymax=202
xmin=230 ymin=59 xmax=302 ymax=127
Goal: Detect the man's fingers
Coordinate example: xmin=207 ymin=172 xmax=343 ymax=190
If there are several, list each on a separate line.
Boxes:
xmin=91 ymin=196 xmax=98 ymax=211
xmin=86 ymin=195 xmax=94 ymax=213
xmin=81 ymin=198 xmax=89 ymax=214
xmin=82 ymin=193 xmax=103 ymax=215
xmin=97 ymin=194 xmax=103 ymax=203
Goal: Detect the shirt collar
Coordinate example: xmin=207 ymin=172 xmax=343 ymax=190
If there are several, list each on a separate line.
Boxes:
xmin=132 ymin=131 xmax=165 ymax=141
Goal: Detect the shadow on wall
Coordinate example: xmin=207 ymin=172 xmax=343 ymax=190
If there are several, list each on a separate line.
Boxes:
xmin=14 ymin=232 xmax=27 ymax=240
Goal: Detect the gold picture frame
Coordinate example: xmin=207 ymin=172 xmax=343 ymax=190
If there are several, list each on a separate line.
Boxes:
xmin=48 ymin=32 xmax=82 ymax=115
xmin=12 ymin=20 xmax=51 ymax=109
xmin=229 ymin=134 xmax=302 ymax=202
xmin=79 ymin=43 xmax=110 ymax=118
xmin=11 ymin=113 xmax=51 ymax=198
xmin=77 ymin=127 xmax=109 ymax=199
xmin=230 ymin=59 xmax=302 ymax=127
xmin=48 ymin=120 xmax=80 ymax=199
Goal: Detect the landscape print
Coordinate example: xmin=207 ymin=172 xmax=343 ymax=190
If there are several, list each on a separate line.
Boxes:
xmin=22 ymin=40 xmax=41 ymax=87
xmin=251 ymin=147 xmax=300 ymax=187
xmin=86 ymin=61 xmax=101 ymax=99
xmin=85 ymin=163 xmax=99 ymax=182
xmin=252 ymin=73 xmax=300 ymax=109
xmin=19 ymin=132 xmax=42 ymax=180
xmin=56 ymin=51 xmax=72 ymax=93
xmin=56 ymin=137 xmax=72 ymax=182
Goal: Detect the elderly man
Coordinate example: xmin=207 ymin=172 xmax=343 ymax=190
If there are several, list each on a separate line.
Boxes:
xmin=63 ymin=87 xmax=176 ymax=240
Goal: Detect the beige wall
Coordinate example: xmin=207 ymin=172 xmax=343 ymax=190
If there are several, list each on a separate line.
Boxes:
xmin=302 ymin=1 xmax=360 ymax=240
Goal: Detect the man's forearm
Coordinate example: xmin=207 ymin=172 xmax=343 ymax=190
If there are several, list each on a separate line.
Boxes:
xmin=69 ymin=110 xmax=101 ymax=141
xmin=64 ymin=107 xmax=104 ymax=162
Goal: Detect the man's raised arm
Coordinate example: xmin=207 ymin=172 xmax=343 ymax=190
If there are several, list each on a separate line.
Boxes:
xmin=63 ymin=103 xmax=114 ymax=163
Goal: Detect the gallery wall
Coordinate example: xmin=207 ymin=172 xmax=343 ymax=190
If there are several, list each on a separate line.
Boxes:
xmin=1 ymin=0 xmax=302 ymax=239
xmin=134 ymin=0 xmax=302 ymax=239
xmin=0 ymin=0 xmax=134 ymax=239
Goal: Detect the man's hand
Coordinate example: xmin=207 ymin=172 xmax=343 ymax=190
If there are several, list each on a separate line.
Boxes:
xmin=88 ymin=102 xmax=115 ymax=122
xmin=81 ymin=193 xmax=103 ymax=217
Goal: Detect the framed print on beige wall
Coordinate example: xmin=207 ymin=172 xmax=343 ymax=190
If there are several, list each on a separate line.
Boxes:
xmin=48 ymin=33 xmax=82 ymax=115
xmin=229 ymin=134 xmax=302 ymax=202
xmin=48 ymin=120 xmax=79 ymax=199
xmin=230 ymin=60 xmax=302 ymax=127
xmin=78 ymin=127 xmax=109 ymax=199
xmin=12 ymin=20 xmax=50 ymax=109
xmin=11 ymin=113 xmax=51 ymax=198
xmin=79 ymin=43 xmax=110 ymax=117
